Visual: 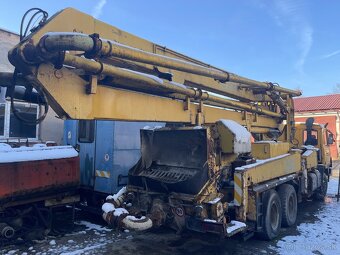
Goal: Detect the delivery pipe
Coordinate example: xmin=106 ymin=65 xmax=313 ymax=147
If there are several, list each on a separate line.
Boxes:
xmin=62 ymin=53 xmax=282 ymax=118
xmin=39 ymin=33 xmax=301 ymax=96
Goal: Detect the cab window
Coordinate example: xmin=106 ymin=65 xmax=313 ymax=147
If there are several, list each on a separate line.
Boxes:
xmin=78 ymin=120 xmax=95 ymax=143
xmin=303 ymin=130 xmax=318 ymax=146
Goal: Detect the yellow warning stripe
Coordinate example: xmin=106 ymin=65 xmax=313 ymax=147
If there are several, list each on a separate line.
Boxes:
xmin=234 ymin=174 xmax=242 ymax=188
xmin=234 ymin=173 xmax=242 ymax=206
xmin=95 ymin=170 xmax=111 ymax=178
xmin=234 ymin=191 xmax=242 ymax=205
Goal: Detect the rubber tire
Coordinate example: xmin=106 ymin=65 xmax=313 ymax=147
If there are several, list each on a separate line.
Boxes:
xmin=259 ymin=189 xmax=282 ymax=240
xmin=314 ymin=174 xmax=328 ymax=201
xmin=278 ymin=184 xmax=297 ymax=227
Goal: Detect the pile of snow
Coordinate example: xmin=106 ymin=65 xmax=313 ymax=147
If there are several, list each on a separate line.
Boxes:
xmin=219 ymin=119 xmax=251 ymax=153
xmin=121 ymin=68 xmax=164 ymax=84
xmin=0 ymin=145 xmax=78 ymax=163
xmin=203 ymin=219 xmax=217 ymax=223
xmin=32 ymin=143 xmax=47 ymax=148
xmin=142 ymin=125 xmax=163 ymax=130
xmin=103 ymin=186 xmax=129 ymax=216
xmin=226 ymin=220 xmax=247 ymax=234
xmin=0 ymin=143 xmax=11 ymax=151
xmin=102 ymin=203 xmax=115 ymax=213
xmin=169 ymin=81 xmax=186 ymax=89
xmin=76 ymin=221 xmax=111 ymax=232
xmin=302 ymin=145 xmax=319 ymax=151
xmin=302 ymin=149 xmax=314 ymax=157
xmin=102 ymin=203 xmax=128 ymax=216
xmin=208 ymin=197 xmax=221 ymax=204
xmin=49 ymin=240 xmax=56 ymax=246
xmin=113 ymin=207 xmax=129 ymax=216
xmin=125 ymin=215 xmax=146 ymax=221
xmin=254 ymin=140 xmax=279 ymax=144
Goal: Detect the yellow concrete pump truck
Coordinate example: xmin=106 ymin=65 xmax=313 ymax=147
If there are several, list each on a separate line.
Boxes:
xmin=1 ymin=8 xmax=334 ymax=240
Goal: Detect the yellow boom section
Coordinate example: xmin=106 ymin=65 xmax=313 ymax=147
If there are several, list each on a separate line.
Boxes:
xmin=6 ymin=8 xmax=300 ymax=135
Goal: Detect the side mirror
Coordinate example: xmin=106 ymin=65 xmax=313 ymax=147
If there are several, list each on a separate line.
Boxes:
xmin=327 ymin=133 xmax=334 ymax=145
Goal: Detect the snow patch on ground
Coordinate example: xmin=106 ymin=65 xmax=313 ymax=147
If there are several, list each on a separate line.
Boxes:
xmin=14 ymin=221 xmax=117 ymax=255
xmin=275 ymin=177 xmax=340 ymax=255
xmin=6 ymin=250 xmax=18 ymax=255
xmin=49 ymin=240 xmax=56 ymax=246
xmin=76 ymin=221 xmax=111 ymax=232
xmin=59 ymin=243 xmax=106 ymax=255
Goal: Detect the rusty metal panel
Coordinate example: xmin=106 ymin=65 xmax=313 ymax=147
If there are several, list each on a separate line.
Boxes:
xmin=0 ymin=157 xmax=79 ymax=201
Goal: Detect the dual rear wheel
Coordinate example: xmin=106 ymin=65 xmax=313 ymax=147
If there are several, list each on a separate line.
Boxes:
xmin=260 ymin=184 xmax=297 ymax=240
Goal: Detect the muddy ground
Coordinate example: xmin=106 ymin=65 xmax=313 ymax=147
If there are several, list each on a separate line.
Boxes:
xmin=1 ymin=176 xmax=340 ymax=255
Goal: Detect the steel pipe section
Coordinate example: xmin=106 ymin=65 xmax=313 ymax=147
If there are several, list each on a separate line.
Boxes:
xmin=41 ymin=32 xmax=94 ymax=52
xmin=63 ymin=54 xmax=282 ymax=118
xmin=38 ymin=32 xmax=301 ymax=96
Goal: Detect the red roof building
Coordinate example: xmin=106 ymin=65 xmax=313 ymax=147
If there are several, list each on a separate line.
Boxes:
xmin=294 ymin=94 xmax=340 ymax=159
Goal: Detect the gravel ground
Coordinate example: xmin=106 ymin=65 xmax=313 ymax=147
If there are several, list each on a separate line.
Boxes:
xmin=2 ymin=177 xmax=340 ymax=255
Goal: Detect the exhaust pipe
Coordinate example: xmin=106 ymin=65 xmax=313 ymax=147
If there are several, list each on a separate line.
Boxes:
xmin=0 ymin=223 xmax=15 ymax=239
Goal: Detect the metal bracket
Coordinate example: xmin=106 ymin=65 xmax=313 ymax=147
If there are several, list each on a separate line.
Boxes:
xmin=196 ymin=101 xmax=204 ymax=125
xmin=86 ymin=75 xmax=98 ymax=94
xmin=242 ymin=111 xmax=252 ymax=131
xmin=184 ymin=96 xmax=190 ymax=111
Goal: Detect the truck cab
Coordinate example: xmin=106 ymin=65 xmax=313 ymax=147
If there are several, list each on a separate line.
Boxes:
xmin=295 ymin=118 xmax=334 ymax=174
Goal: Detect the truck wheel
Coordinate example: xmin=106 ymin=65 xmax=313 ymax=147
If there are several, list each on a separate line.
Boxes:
xmin=314 ymin=174 xmax=328 ymax=201
xmin=259 ymin=190 xmax=282 ymax=240
xmin=278 ymin=184 xmax=297 ymax=227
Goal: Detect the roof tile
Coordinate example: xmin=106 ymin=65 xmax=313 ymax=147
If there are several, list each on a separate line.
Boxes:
xmin=294 ymin=94 xmax=340 ymax=112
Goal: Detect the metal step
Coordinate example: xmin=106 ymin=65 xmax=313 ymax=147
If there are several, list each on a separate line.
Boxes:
xmin=226 ymin=220 xmax=247 ymax=237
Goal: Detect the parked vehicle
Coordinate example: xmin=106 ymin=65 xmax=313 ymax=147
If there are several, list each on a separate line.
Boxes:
xmin=0 ymin=7 xmax=333 ymax=241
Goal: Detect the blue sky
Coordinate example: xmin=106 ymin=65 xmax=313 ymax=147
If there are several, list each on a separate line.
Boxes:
xmin=0 ymin=0 xmax=339 ymax=96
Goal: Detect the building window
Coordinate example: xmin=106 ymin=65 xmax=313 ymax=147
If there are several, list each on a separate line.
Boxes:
xmin=9 ymin=103 xmax=38 ymax=138
xmin=0 ymin=104 xmax=5 ymax=137
xmin=78 ymin=120 xmax=95 ymax=143
xmin=0 ymin=101 xmax=39 ymax=140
